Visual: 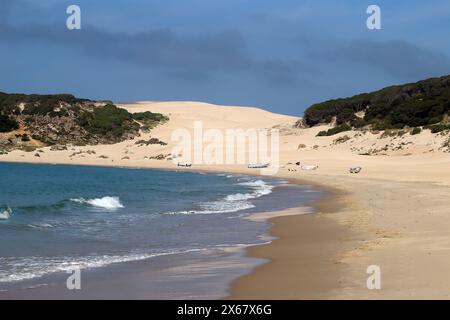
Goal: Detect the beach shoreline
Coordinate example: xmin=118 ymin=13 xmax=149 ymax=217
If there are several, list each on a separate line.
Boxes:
xmin=228 ymin=178 xmax=353 ymax=299
xmin=1 ymin=100 xmax=450 ymax=299
xmin=0 ymin=161 xmax=326 ymax=300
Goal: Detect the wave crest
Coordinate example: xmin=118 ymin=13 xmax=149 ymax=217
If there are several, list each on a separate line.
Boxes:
xmin=0 ymin=248 xmax=205 ymax=283
xmin=0 ymin=206 xmax=12 ymax=220
xmin=166 ymin=179 xmax=273 ymax=215
xmin=70 ymin=196 xmax=124 ymax=210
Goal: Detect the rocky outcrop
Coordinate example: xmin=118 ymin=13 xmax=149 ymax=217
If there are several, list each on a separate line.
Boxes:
xmin=0 ymin=92 xmax=168 ymax=152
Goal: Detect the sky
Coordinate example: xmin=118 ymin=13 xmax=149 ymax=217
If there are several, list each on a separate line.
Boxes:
xmin=1 ymin=0 xmax=450 ymax=115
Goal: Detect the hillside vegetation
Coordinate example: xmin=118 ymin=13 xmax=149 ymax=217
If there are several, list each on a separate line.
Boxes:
xmin=303 ymin=75 xmax=450 ymax=134
xmin=0 ymin=92 xmax=168 ymax=152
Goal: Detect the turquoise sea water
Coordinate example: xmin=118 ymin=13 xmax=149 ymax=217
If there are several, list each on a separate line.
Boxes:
xmin=0 ymin=163 xmax=319 ymax=292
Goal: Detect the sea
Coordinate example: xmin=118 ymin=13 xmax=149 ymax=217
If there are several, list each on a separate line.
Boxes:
xmin=0 ymin=162 xmax=322 ymax=299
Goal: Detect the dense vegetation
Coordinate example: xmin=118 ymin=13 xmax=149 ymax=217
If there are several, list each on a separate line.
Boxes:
xmin=0 ymin=114 xmax=19 ymax=132
xmin=77 ymin=105 xmax=168 ymax=139
xmin=131 ymin=111 xmax=169 ymax=131
xmin=304 ymin=75 xmax=450 ymax=131
xmin=78 ymin=104 xmax=139 ymax=138
xmin=0 ymin=92 xmax=89 ymax=115
xmin=0 ymin=92 xmax=168 ymax=149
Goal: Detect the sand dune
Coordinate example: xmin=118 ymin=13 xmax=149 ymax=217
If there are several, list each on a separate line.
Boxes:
xmin=1 ymin=101 xmax=450 ymax=299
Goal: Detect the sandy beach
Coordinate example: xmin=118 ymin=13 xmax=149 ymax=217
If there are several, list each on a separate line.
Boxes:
xmin=1 ymin=101 xmax=450 ymax=299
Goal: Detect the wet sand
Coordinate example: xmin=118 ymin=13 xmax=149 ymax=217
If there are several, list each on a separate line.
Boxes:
xmin=228 ymin=182 xmax=355 ymax=299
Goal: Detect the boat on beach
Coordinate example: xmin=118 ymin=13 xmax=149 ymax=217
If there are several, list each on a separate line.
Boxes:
xmin=177 ymin=162 xmax=192 ymax=167
xmin=301 ymin=165 xmax=319 ymax=171
xmin=248 ymin=163 xmax=270 ymax=169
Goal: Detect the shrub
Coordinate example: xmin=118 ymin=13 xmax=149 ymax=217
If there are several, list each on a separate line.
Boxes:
xmin=0 ymin=114 xmax=19 ymax=132
xmin=442 ymin=137 xmax=450 ymax=151
xmin=380 ymin=130 xmax=397 ymax=138
xmin=350 ymin=117 xmax=367 ymax=128
xmin=148 ymin=138 xmax=167 ymax=145
xmin=132 ymin=111 xmax=168 ymax=123
xmin=411 ymin=127 xmax=422 ymax=135
xmin=370 ymin=119 xmax=391 ymax=131
xmin=135 ymin=138 xmax=167 ymax=146
xmin=326 ymin=124 xmax=352 ymax=136
xmin=132 ymin=111 xmax=168 ymax=131
xmin=426 ymin=124 xmax=450 ymax=133
xmin=397 ymin=130 xmax=406 ymax=137
xmin=316 ymin=124 xmax=352 ymax=137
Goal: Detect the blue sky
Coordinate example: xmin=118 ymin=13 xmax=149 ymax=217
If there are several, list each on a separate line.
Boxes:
xmin=1 ymin=0 xmax=450 ymax=115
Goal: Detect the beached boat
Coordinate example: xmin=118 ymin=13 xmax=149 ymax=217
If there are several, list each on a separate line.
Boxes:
xmin=301 ymin=165 xmax=319 ymax=171
xmin=248 ymin=163 xmax=270 ymax=169
xmin=177 ymin=162 xmax=192 ymax=167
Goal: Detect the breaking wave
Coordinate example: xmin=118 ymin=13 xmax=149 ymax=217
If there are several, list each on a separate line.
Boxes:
xmin=0 ymin=248 xmax=205 ymax=283
xmin=70 ymin=196 xmax=124 ymax=210
xmin=0 ymin=207 xmax=12 ymax=220
xmin=165 ymin=179 xmax=273 ymax=215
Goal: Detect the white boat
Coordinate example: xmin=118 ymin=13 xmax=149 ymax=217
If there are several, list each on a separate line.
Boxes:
xmin=177 ymin=162 xmax=192 ymax=167
xmin=248 ymin=163 xmax=270 ymax=169
xmin=301 ymin=165 xmax=318 ymax=171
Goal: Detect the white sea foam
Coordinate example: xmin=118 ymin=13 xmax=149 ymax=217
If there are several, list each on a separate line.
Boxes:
xmin=166 ymin=179 xmax=273 ymax=215
xmin=238 ymin=179 xmax=273 ymax=193
xmin=70 ymin=196 xmax=124 ymax=210
xmin=216 ymin=173 xmax=235 ymax=178
xmin=0 ymin=248 xmax=206 ymax=283
xmin=27 ymin=223 xmax=54 ymax=229
xmin=0 ymin=207 xmax=12 ymax=220
xmin=197 ymin=199 xmax=255 ymax=214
